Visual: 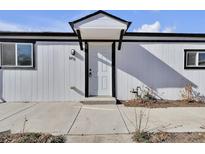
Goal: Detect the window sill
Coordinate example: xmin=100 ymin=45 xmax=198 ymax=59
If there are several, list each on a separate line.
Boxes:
xmin=0 ymin=66 xmax=36 ymax=70
xmin=184 ymin=66 xmax=205 ymax=69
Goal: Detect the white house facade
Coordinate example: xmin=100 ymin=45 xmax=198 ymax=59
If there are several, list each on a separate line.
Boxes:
xmin=1 ymin=10 xmax=205 ymax=103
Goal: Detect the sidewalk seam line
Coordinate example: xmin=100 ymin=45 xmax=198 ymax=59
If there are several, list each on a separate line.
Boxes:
xmin=0 ymin=103 xmax=38 ymax=122
xmin=117 ymin=105 xmax=130 ymax=134
xmin=67 ymin=105 xmax=82 ymax=134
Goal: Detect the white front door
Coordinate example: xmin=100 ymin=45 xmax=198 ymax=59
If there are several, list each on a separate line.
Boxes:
xmin=89 ymin=43 xmax=112 ymax=96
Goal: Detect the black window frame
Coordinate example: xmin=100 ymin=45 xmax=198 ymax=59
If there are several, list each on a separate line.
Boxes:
xmin=0 ymin=42 xmax=35 ymax=70
xmin=184 ymin=49 xmax=205 ymax=69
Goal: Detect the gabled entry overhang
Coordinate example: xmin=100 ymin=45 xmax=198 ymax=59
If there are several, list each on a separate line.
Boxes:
xmin=69 ymin=10 xmax=131 ymax=50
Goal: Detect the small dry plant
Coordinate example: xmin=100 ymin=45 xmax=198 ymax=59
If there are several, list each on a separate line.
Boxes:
xmin=135 ymin=109 xmax=151 ymax=132
xmin=180 ymin=84 xmax=194 ymax=102
xmin=22 ymin=116 xmax=28 ymax=134
xmin=130 ymin=86 xmax=157 ymax=101
xmin=132 ymin=109 xmax=151 ymax=142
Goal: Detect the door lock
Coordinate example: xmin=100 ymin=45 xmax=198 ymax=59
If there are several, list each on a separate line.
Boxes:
xmin=89 ymin=69 xmax=92 ymax=77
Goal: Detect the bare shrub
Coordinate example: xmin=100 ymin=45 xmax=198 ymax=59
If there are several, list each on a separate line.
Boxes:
xmin=22 ymin=116 xmax=28 ymax=134
xmin=132 ymin=109 xmax=151 ymax=142
xmin=130 ymin=86 xmax=158 ymax=101
xmin=192 ymin=90 xmax=205 ymax=103
xmin=180 ymin=84 xmax=194 ymax=102
xmin=135 ymin=109 xmax=151 ymax=132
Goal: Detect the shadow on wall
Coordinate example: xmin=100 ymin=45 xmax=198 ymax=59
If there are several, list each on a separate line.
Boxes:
xmin=70 ymin=87 xmax=84 ymax=96
xmin=116 ymin=43 xmax=197 ymax=90
xmin=74 ymin=51 xmax=84 ymax=61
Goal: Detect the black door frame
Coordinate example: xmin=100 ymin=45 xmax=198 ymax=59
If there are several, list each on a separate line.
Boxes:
xmin=85 ymin=42 xmax=89 ymax=97
xmin=84 ymin=41 xmax=116 ymax=98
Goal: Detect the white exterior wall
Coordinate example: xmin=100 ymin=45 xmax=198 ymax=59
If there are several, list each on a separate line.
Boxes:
xmin=2 ymin=40 xmax=205 ymax=102
xmin=116 ymin=42 xmax=205 ymax=100
xmin=2 ymin=42 xmax=85 ymax=102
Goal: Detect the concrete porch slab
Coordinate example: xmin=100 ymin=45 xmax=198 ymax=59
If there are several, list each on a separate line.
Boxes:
xmin=0 ymin=102 xmax=82 ymax=135
xmin=80 ymin=97 xmax=116 ymax=104
xmin=69 ymin=104 xmax=129 ymax=135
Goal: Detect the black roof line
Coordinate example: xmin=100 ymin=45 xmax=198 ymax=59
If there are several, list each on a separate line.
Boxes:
xmin=69 ymin=10 xmax=132 ymax=33
xmin=2 ymin=31 xmax=205 ymax=38
xmin=0 ymin=31 xmax=77 ymax=37
xmin=125 ymin=32 xmax=205 ymax=37
xmin=70 ymin=10 xmax=131 ymax=25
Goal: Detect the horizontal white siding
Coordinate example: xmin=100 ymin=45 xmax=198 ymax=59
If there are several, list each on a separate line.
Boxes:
xmin=2 ymin=42 xmax=85 ymax=102
xmin=116 ymin=42 xmax=205 ymax=100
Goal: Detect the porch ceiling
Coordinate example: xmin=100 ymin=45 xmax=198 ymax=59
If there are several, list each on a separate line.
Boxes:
xmin=79 ymin=28 xmax=123 ymax=40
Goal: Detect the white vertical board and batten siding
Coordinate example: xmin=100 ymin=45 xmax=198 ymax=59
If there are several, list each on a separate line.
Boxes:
xmin=116 ymin=42 xmax=205 ymax=100
xmin=2 ymin=42 xmax=85 ymax=102
xmin=2 ymin=40 xmax=205 ymax=102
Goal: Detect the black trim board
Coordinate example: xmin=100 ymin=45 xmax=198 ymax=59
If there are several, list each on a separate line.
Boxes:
xmin=118 ymin=29 xmax=124 ymax=50
xmin=0 ymin=31 xmax=76 ymax=37
xmin=112 ymin=42 xmax=116 ymax=97
xmin=85 ymin=42 xmax=89 ymax=97
xmin=121 ymin=40 xmax=205 ymax=42
xmin=71 ymin=10 xmax=131 ymax=25
xmin=0 ymin=39 xmax=80 ymax=43
xmin=76 ymin=30 xmax=83 ymax=50
xmin=184 ymin=49 xmax=205 ymax=69
xmin=184 ymin=49 xmax=205 ymax=51
xmin=2 ymin=31 xmax=205 ymax=38
xmin=125 ymin=32 xmax=205 ymax=37
xmin=3 ymin=38 xmax=205 ymax=43
xmin=1 ymin=31 xmax=205 ymax=38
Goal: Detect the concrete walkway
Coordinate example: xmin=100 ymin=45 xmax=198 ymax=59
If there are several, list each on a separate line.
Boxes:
xmin=0 ymin=102 xmax=82 ymax=135
xmin=0 ymin=102 xmax=205 ymax=142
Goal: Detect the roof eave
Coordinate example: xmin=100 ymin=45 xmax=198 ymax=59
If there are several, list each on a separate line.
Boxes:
xmin=69 ymin=10 xmax=132 ymax=33
xmin=125 ymin=32 xmax=205 ymax=37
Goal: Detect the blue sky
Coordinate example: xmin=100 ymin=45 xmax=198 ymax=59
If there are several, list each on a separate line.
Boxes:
xmin=0 ymin=10 xmax=203 ymax=33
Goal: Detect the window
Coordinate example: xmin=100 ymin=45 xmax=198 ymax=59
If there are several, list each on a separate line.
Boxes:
xmin=185 ymin=50 xmax=205 ymax=68
xmin=17 ymin=44 xmax=33 ymax=66
xmin=187 ymin=52 xmax=196 ymax=66
xmin=1 ymin=43 xmax=16 ymax=66
xmin=0 ymin=43 xmax=33 ymax=68
xmin=198 ymin=53 xmax=205 ymax=66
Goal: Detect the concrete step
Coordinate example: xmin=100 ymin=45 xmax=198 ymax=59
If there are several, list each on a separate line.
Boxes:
xmin=80 ymin=97 xmax=116 ymax=104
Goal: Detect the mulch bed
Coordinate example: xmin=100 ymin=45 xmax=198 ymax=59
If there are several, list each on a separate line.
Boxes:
xmin=0 ymin=132 xmax=65 ymax=143
xmin=123 ymin=99 xmax=205 ymax=108
xmin=133 ymin=132 xmax=205 ymax=143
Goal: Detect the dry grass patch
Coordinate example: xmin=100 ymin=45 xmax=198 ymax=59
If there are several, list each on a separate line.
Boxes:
xmin=133 ymin=132 xmax=205 ymax=143
xmin=0 ymin=132 xmax=65 ymax=143
xmin=123 ymin=99 xmax=205 ymax=108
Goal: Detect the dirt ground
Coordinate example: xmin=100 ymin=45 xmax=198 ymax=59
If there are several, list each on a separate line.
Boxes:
xmin=123 ymin=99 xmax=205 ymax=108
xmin=133 ymin=132 xmax=205 ymax=143
xmin=0 ymin=132 xmax=65 ymax=143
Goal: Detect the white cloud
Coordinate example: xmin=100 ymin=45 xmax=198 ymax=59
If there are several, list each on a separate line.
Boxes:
xmin=162 ymin=26 xmax=176 ymax=33
xmin=0 ymin=21 xmax=27 ymax=31
xmin=134 ymin=21 xmax=175 ymax=33
xmin=0 ymin=20 xmax=70 ymax=32
xmin=134 ymin=21 xmax=161 ymax=32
